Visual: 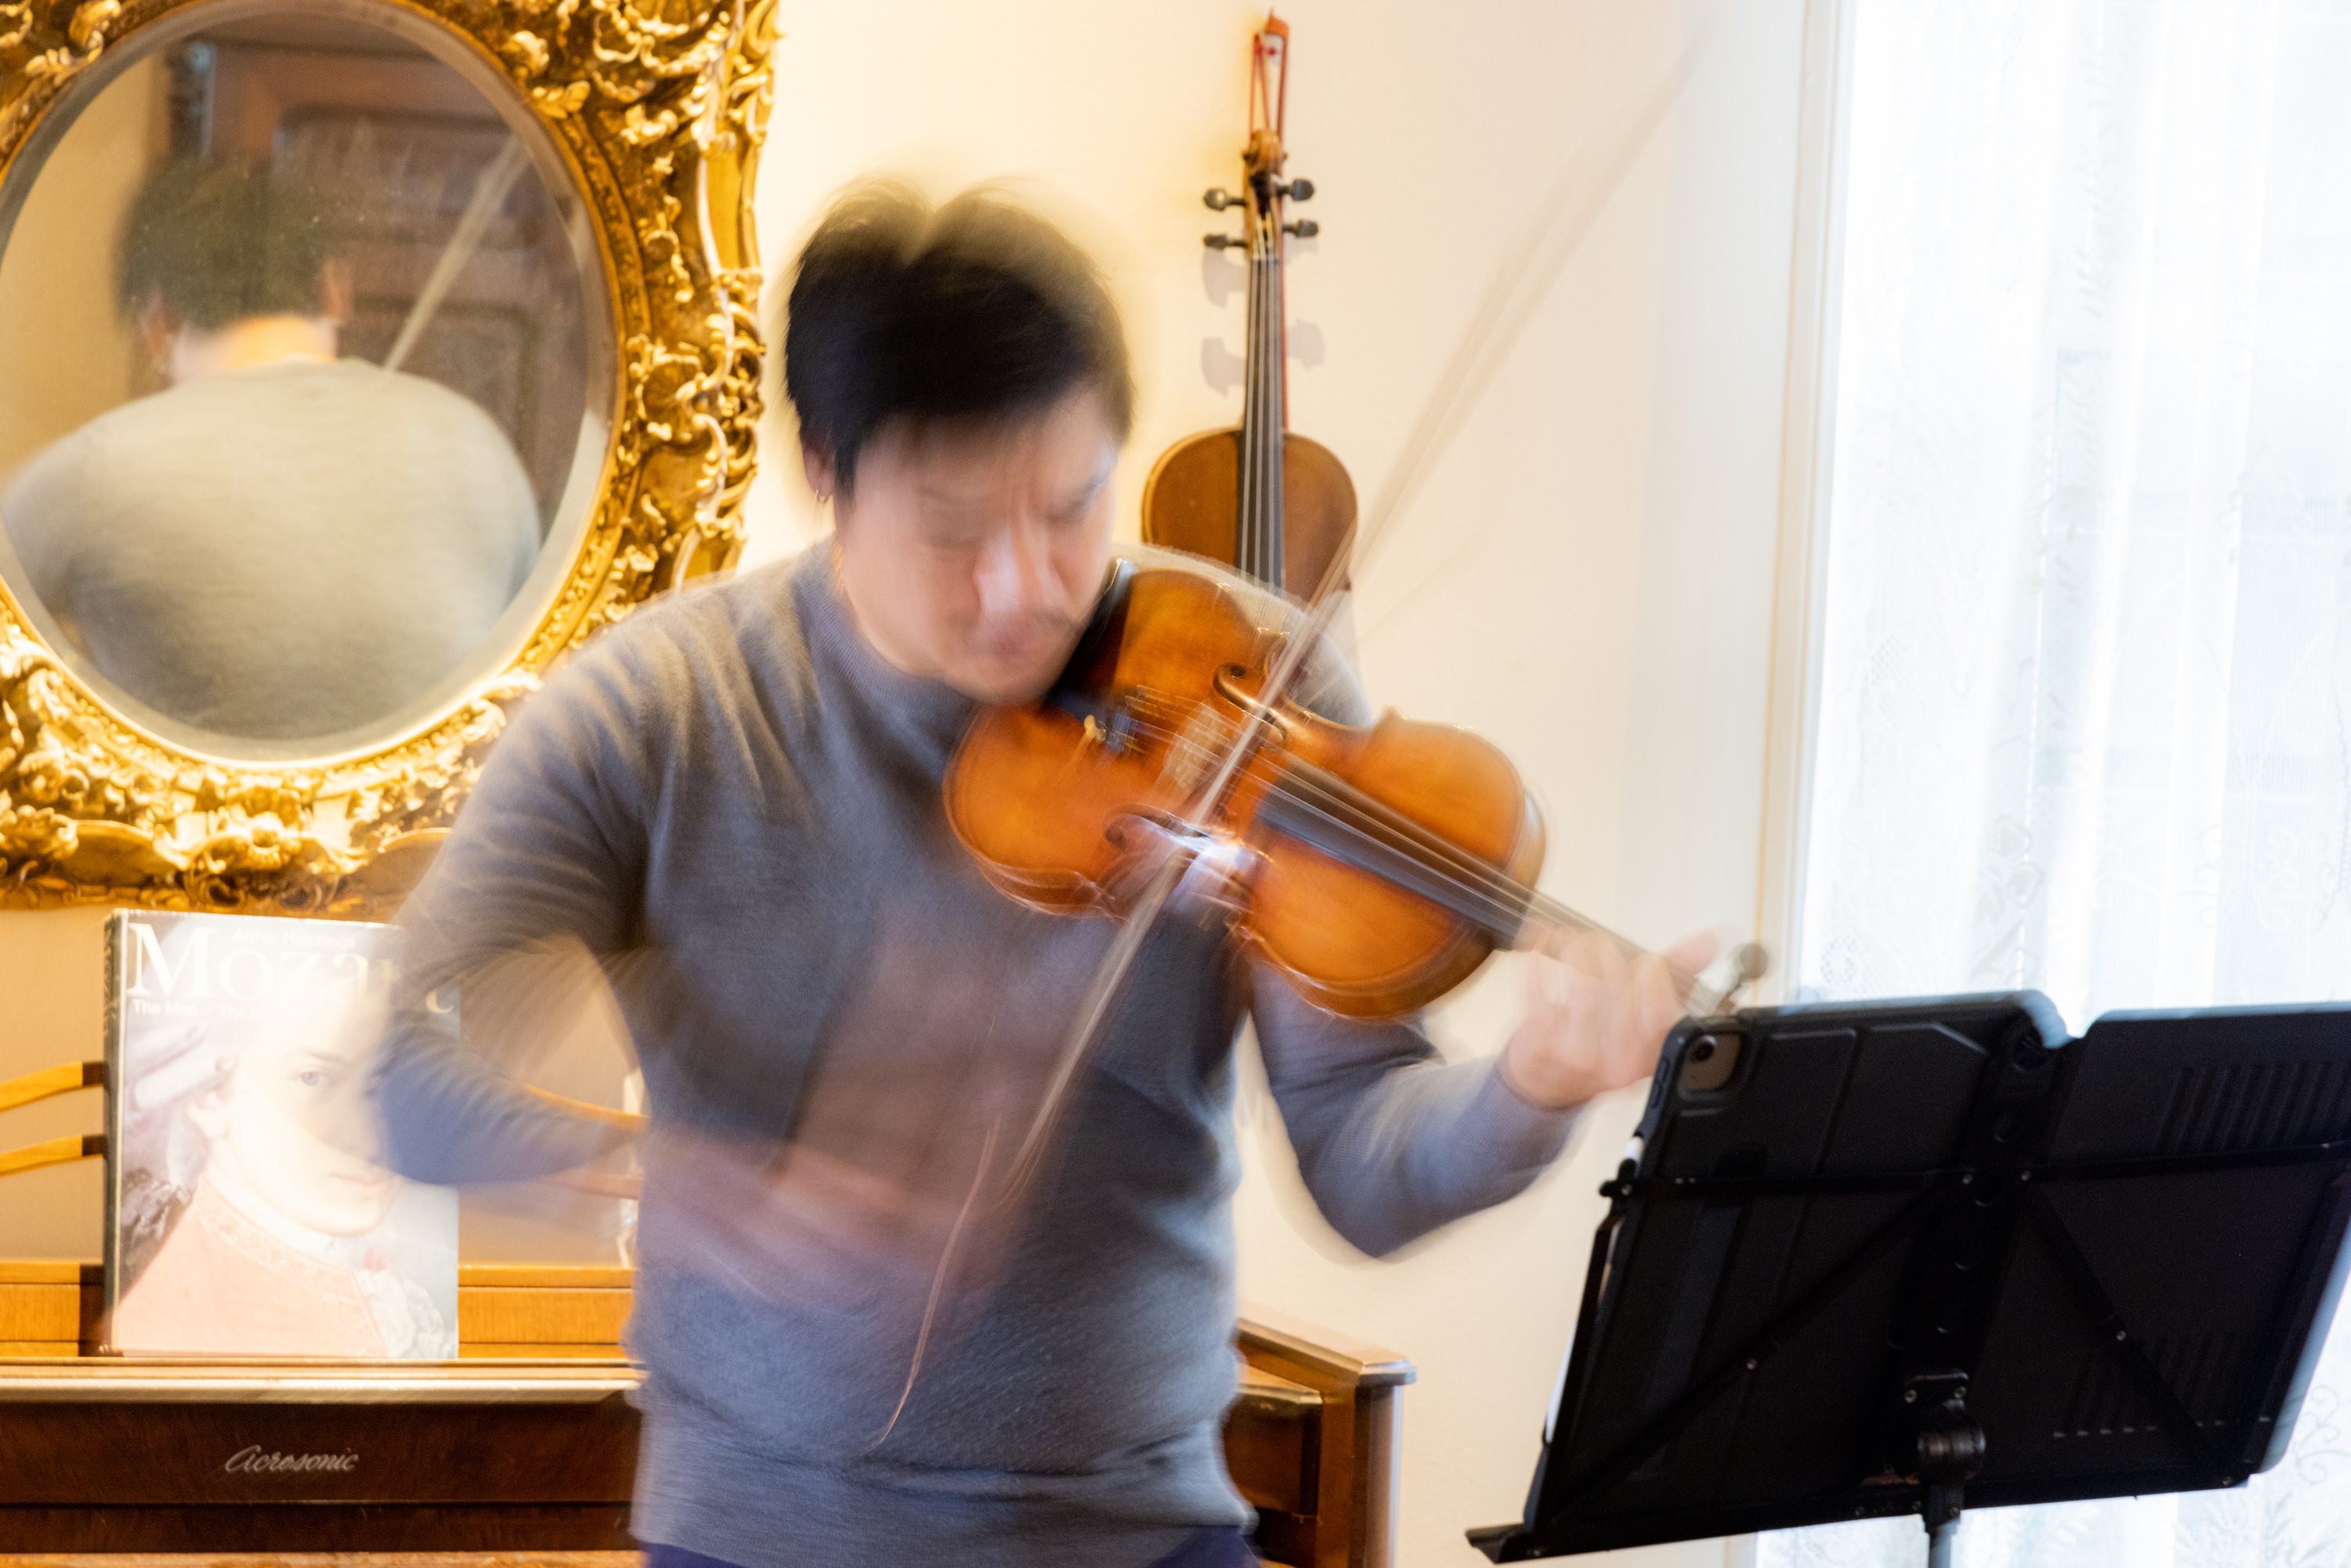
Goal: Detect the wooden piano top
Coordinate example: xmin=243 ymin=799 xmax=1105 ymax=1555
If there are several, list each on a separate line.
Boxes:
xmin=0 ymin=1260 xmax=1409 ymax=1392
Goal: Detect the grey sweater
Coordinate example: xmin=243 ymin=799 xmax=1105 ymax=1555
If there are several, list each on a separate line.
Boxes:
xmin=374 ymin=543 xmax=1575 ymax=1568
xmin=3 ymin=360 xmax=538 ymax=744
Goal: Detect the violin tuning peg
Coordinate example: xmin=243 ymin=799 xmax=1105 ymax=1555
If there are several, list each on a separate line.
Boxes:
xmin=1280 ymin=178 xmax=1315 ymax=202
xmin=1203 ymin=187 xmax=1241 ymax=212
xmin=1204 ymin=233 xmax=1242 ymax=250
xmin=1283 ymin=219 xmax=1320 ymax=239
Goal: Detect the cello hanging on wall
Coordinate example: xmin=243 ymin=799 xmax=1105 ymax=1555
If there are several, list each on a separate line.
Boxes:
xmin=1143 ymin=13 xmax=1357 ymax=596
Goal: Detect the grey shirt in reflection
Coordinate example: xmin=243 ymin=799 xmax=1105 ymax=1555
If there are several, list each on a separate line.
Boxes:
xmin=2 ymin=357 xmax=538 ymax=741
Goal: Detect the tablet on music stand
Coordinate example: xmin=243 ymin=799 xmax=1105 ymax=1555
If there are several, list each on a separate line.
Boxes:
xmin=1469 ymin=994 xmax=2351 ymax=1564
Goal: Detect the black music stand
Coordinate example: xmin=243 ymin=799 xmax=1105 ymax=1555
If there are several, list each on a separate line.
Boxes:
xmin=1469 ymin=994 xmax=2351 ymax=1564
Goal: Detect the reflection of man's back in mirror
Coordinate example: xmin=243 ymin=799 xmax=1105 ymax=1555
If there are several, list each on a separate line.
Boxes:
xmin=0 ymin=161 xmax=540 ymax=742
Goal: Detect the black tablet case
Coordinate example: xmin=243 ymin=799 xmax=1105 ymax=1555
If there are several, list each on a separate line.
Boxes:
xmin=1472 ymin=994 xmax=2351 ymax=1559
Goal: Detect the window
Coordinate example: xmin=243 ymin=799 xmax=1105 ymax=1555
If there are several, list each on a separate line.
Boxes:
xmin=1770 ymin=2 xmax=2351 ymax=1562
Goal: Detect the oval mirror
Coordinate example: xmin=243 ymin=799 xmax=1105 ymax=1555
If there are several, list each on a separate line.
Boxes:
xmin=0 ymin=5 xmax=607 ymax=759
xmin=0 ymin=0 xmax=770 ymax=914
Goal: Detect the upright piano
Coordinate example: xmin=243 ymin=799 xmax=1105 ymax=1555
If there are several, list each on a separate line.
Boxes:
xmin=0 ymin=1262 xmax=1411 ymax=1568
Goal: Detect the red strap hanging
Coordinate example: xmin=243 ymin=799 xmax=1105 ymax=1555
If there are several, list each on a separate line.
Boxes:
xmin=1251 ymin=14 xmax=1290 ymax=143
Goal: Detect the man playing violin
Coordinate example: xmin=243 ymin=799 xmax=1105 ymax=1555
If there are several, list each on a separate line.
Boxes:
xmin=373 ymin=183 xmax=1712 ymax=1568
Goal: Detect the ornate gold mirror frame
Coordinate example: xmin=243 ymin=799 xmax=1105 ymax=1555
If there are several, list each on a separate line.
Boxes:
xmin=0 ymin=0 xmax=770 ymax=917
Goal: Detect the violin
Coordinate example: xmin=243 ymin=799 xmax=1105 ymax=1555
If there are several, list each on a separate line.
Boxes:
xmin=945 ymin=562 xmax=1757 ymax=1023
xmin=1143 ymin=15 xmax=1356 ymax=595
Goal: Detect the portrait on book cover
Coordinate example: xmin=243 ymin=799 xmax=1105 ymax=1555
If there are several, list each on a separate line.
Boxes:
xmin=105 ymin=912 xmax=457 ymax=1358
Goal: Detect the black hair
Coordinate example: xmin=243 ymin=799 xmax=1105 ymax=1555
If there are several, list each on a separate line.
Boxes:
xmin=780 ymin=182 xmax=1134 ymax=494
xmin=114 ymin=160 xmax=334 ymax=330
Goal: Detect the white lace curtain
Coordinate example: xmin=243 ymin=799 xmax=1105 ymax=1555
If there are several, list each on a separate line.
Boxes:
xmin=1769 ymin=0 xmax=2351 ymax=1563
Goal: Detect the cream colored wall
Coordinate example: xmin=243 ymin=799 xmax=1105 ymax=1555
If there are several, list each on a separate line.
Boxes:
xmin=0 ymin=70 xmax=169 ymax=1211
xmin=744 ymin=2 xmax=1805 ymax=1565
xmin=0 ymin=909 xmax=110 ymax=1263
xmin=0 ymin=55 xmax=165 ymax=485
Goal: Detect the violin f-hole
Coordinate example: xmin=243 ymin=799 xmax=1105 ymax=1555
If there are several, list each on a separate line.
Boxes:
xmin=1211 ymin=663 xmax=1290 ymax=743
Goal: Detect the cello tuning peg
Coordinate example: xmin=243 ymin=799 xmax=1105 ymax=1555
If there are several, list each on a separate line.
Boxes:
xmin=1283 ymin=219 xmax=1320 ymax=239
xmin=1204 ymin=233 xmax=1242 ymax=250
xmin=1279 ymin=178 xmax=1315 ymax=201
xmin=1203 ymin=187 xmax=1241 ymax=212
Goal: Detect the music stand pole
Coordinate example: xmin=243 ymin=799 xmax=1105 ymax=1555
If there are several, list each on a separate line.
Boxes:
xmin=1900 ymin=1371 xmax=1982 ymax=1566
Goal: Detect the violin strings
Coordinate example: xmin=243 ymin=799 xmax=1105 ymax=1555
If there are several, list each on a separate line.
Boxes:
xmin=1253 ymin=762 xmax=1709 ymax=996
xmin=1266 ymin=761 xmax=1632 ymax=954
xmin=1070 ymin=694 xmax=1636 ymax=957
xmin=1249 ymin=745 xmax=1722 ymax=1002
